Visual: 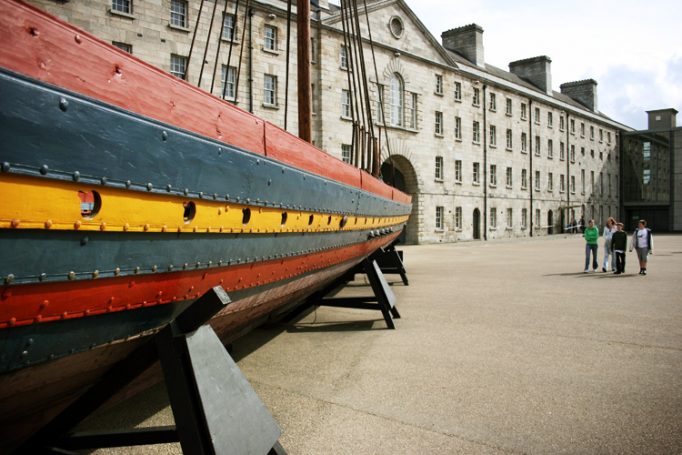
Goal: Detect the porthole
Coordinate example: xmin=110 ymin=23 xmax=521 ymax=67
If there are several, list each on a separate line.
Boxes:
xmin=183 ymin=201 xmax=196 ymax=223
xmin=308 ymin=214 xmax=314 ymax=225
xmin=340 ymin=216 xmax=348 ymax=229
xmin=79 ymin=190 xmax=101 ymax=219
xmin=242 ymin=208 xmax=251 ymax=225
xmin=281 ymin=212 xmax=288 ymax=226
xmin=327 ymin=215 xmax=332 ymax=225
xmin=389 ymin=15 xmax=404 ymax=39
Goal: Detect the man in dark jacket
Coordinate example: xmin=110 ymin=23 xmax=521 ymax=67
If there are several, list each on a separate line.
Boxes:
xmin=611 ymin=222 xmax=627 ymax=274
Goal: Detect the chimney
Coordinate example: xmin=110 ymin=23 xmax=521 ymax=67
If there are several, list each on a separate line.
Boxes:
xmin=441 ymin=24 xmax=485 ymax=68
xmin=646 ymin=108 xmax=678 ymax=130
xmin=509 ymin=56 xmax=552 ymax=96
xmin=560 ymin=79 xmax=598 ymax=112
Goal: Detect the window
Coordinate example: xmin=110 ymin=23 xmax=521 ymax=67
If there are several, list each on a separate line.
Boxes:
xmin=534 ymin=107 xmax=540 ymax=124
xmin=489 ymin=93 xmax=496 ymax=111
xmin=571 ymin=175 xmax=576 ymax=193
xmin=264 ymin=25 xmax=277 ymax=51
xmin=340 ymin=45 xmax=348 ymax=69
xmin=607 ymin=131 xmax=612 ymax=144
xmin=547 ymin=112 xmax=553 ymax=128
xmin=435 ymin=74 xmax=443 ymax=95
xmin=490 ymin=207 xmax=497 ymax=228
xmin=534 ymin=135 xmax=540 ymax=157
xmin=590 ymin=125 xmax=595 ymax=140
xmin=535 ymin=209 xmax=541 ymax=228
xmin=521 ymin=132 xmax=527 ymax=153
xmin=590 ymin=149 xmax=594 ymax=158
xmin=560 ymin=174 xmax=566 ymax=192
xmin=489 ymin=125 xmax=496 ymax=147
xmin=547 ymin=139 xmax=553 ymax=159
xmin=222 ymin=13 xmax=236 ymax=40
xmin=473 ymin=121 xmax=480 ymax=143
xmin=170 ymin=54 xmax=187 ymax=79
xmin=599 ymin=151 xmax=603 ymax=160
xmin=570 ymin=145 xmax=576 ymax=162
xmin=521 ymin=103 xmax=527 ymax=120
xmin=591 ymin=170 xmax=595 ymax=193
xmin=311 ymin=37 xmax=317 ymax=63
xmin=506 ymin=129 xmax=512 ymax=150
xmin=505 ymin=98 xmax=512 ymax=116
xmin=489 ymin=164 xmax=497 ymax=186
xmin=454 ymin=82 xmax=462 ymax=101
xmin=375 ymin=84 xmax=384 ymax=123
xmin=608 ymin=173 xmax=611 ymax=195
xmin=473 ymin=162 xmax=480 ymax=184
xmin=521 ymin=169 xmax=528 ymax=189
xmin=435 ymin=156 xmax=444 ymax=180
xmin=570 ymin=119 xmax=575 ymax=134
xmin=600 ymin=172 xmax=603 ymax=195
xmin=112 ymin=41 xmax=132 ymax=53
xmin=435 ymin=206 xmax=444 ymax=230
xmin=406 ymin=93 xmax=417 ymax=129
xmin=341 ymin=89 xmax=351 ymax=118
xmin=599 ymin=128 xmax=603 ymax=142
xmin=560 ymin=115 xmax=565 ymax=131
xmin=643 ymin=142 xmax=651 ymax=160
xmin=455 ymin=207 xmax=462 ymax=230
xmin=341 ymin=144 xmax=352 ymax=163
xmin=390 ymin=73 xmax=403 ymax=127
xmin=522 ymin=208 xmax=528 ymax=229
xmin=220 ymin=65 xmax=237 ymax=99
xmin=455 ymin=160 xmax=462 ymax=183
xmin=111 ymin=0 xmax=131 ymax=14
xmin=535 ymin=170 xmax=541 ymax=191
xmin=580 ymin=122 xmax=585 ymax=137
xmin=473 ymin=87 xmax=480 ymax=106
xmin=560 ymin=142 xmax=565 ymax=161
xmin=454 ymin=116 xmax=462 ymax=140
xmin=435 ymin=111 xmax=443 ymax=136
xmin=548 ymin=172 xmax=553 ymax=192
xmin=581 ymin=146 xmax=585 ymax=156
xmin=264 ymin=74 xmax=277 ymax=106
xmin=506 ymin=208 xmax=513 ymax=229
xmin=506 ymin=167 xmax=512 ymax=188
xmin=581 ymin=169 xmax=585 ymax=194
xmin=170 ymin=0 xmax=188 ymax=28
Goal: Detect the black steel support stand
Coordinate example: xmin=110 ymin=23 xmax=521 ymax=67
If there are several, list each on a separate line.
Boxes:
xmin=18 ymin=286 xmax=286 ymax=455
xmin=372 ymin=243 xmax=409 ymax=286
xmin=319 ymin=258 xmax=401 ymax=329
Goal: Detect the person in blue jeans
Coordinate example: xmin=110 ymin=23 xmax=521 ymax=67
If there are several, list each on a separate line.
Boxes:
xmin=583 ymin=219 xmax=599 ymax=273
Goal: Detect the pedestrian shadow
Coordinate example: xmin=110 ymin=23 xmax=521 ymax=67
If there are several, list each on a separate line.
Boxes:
xmin=543 ymin=272 xmax=639 ymax=278
xmin=287 ymin=319 xmax=381 ymax=333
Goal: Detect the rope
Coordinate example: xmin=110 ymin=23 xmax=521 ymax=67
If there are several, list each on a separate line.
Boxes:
xmin=185 ymin=0 xmax=206 ymax=81
xmin=234 ymin=0 xmax=251 ymax=105
xmin=210 ymin=0 xmax=231 ymax=94
xmin=197 ymin=0 xmax=219 ymax=88
xmin=221 ymin=0 xmax=241 ymax=100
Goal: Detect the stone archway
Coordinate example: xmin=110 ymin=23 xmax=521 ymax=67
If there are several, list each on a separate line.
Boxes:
xmin=381 ymin=155 xmax=419 ymax=244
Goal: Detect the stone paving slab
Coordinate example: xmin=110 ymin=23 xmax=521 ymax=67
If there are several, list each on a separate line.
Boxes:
xmin=85 ymin=234 xmax=682 ymax=454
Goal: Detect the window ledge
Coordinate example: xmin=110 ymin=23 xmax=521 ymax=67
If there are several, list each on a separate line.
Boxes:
xmin=168 ymin=23 xmax=191 ymax=33
xmin=434 ymin=178 xmax=444 ymax=183
xmin=262 ymin=103 xmax=279 ymax=110
xmin=472 ymin=103 xmax=481 ymax=108
xmin=455 ymin=137 xmax=463 ymax=142
xmin=506 ymin=185 xmax=512 ymax=190
xmin=521 ymin=116 xmax=527 ymax=121
xmin=489 ymin=183 xmax=497 ymax=188
xmin=455 ymin=180 xmax=462 ymax=185
xmin=506 ymin=147 xmax=513 ymax=152
xmin=472 ymin=140 xmax=481 ymax=146
xmin=434 ymin=228 xmax=445 ymax=233
xmin=340 ymin=115 xmax=353 ymax=122
xmin=220 ymin=37 xmax=241 ymax=45
xmin=455 ymin=228 xmax=463 ymax=232
xmin=109 ymin=9 xmax=135 ymax=19
xmin=505 ymin=112 xmax=512 ymax=117
xmin=521 ymin=150 xmax=528 ymax=154
xmin=434 ymin=91 xmax=444 ymax=97
xmin=548 ymin=156 xmax=553 ymax=160
xmin=489 ymin=227 xmax=497 ymax=231
xmin=454 ymin=98 xmax=462 ymax=103
xmin=521 ymin=226 xmax=527 ymax=230
xmin=489 ymin=144 xmax=497 ymax=149
xmin=489 ymin=108 xmax=497 ymax=113
xmin=262 ymin=47 xmax=280 ymax=55
xmin=548 ymin=125 xmax=553 ymax=129
xmin=506 ymin=227 xmax=514 ymax=231
xmin=472 ymin=182 xmax=481 ymax=186
xmin=434 ymin=133 xmax=444 ymax=138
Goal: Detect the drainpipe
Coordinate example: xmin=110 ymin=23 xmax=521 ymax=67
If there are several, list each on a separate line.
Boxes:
xmin=529 ymin=98 xmax=533 ymax=237
xmin=482 ymin=84 xmax=488 ymax=240
xmin=248 ymin=7 xmax=254 ymax=113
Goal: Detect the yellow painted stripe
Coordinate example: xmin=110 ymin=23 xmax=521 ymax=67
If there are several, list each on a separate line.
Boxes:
xmin=0 ymin=174 xmax=408 ymax=234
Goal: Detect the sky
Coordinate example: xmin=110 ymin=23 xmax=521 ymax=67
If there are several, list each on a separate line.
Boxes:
xmin=395 ymin=0 xmax=681 ymax=130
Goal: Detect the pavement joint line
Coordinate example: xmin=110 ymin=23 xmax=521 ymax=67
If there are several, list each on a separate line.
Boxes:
xmin=524 ymin=331 xmax=682 ymax=353
xmin=250 ymin=380 xmax=526 ymax=455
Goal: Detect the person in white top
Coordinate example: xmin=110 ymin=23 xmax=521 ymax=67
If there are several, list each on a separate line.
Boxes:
xmin=601 ymin=217 xmax=617 ymax=272
xmin=630 ymin=219 xmax=653 ymax=275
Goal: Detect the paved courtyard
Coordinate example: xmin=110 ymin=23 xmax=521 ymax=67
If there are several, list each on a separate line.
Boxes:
xmin=87 ymin=234 xmax=682 ymax=454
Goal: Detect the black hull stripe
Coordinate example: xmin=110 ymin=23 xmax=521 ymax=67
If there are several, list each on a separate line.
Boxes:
xmin=0 ymin=225 xmax=403 ymax=284
xmin=0 ymin=70 xmax=410 ymax=217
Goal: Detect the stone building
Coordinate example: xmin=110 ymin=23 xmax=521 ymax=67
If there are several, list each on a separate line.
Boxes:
xmin=27 ymin=0 xmax=631 ymax=243
xmin=621 ymin=109 xmax=682 ymax=231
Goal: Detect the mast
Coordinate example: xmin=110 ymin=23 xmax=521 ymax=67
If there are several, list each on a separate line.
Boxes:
xmin=296 ymin=0 xmax=312 ymax=143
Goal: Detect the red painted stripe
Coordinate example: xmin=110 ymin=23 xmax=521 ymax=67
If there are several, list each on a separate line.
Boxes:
xmin=0 ymin=233 xmax=399 ymax=329
xmin=0 ymin=1 xmax=410 ymax=205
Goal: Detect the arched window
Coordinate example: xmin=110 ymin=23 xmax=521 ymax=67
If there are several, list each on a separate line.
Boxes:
xmin=390 ymin=73 xmax=404 ymax=127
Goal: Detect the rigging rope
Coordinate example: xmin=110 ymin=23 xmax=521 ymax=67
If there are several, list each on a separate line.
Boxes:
xmin=284 ymin=0 xmax=293 ymax=130
xmin=185 ymin=0 xmax=206 ymax=81
xmin=197 ymin=0 xmax=220 ymax=88
xmin=210 ymin=0 xmax=231 ymax=94
xmin=221 ymin=0 xmax=241 ymax=100
xmin=234 ymin=0 xmax=251 ymax=105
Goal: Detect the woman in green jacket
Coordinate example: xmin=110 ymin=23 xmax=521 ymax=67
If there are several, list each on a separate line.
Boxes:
xmin=583 ymin=219 xmax=600 ymax=273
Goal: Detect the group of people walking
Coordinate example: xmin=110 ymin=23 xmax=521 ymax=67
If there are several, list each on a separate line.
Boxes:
xmin=583 ymin=218 xmax=654 ymax=275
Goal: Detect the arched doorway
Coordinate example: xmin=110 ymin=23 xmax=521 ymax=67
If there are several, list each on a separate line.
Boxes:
xmin=473 ymin=208 xmax=481 ymax=240
xmin=381 ymin=155 xmax=419 ymax=244
xmin=547 ymin=210 xmax=554 ymax=235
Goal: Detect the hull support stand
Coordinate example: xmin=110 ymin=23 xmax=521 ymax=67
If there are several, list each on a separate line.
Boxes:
xmin=18 ymin=286 xmax=286 ymax=455
xmin=319 ymin=257 xmax=401 ymax=329
xmin=374 ymin=241 xmax=409 ymax=286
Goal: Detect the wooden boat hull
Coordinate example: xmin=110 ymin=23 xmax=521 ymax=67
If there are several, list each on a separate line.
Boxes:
xmin=0 ymin=0 xmax=411 ymax=450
